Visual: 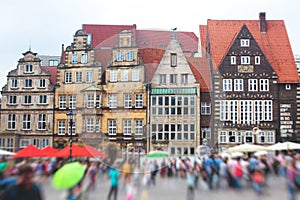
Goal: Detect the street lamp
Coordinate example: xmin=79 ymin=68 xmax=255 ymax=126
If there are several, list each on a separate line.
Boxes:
xmin=66 ymin=110 xmax=75 ymax=160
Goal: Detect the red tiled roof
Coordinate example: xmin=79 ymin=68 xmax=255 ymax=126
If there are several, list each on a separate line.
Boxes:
xmin=187 ymin=57 xmax=211 ymax=92
xmin=199 ymin=25 xmax=207 ymax=57
xmin=83 ymin=24 xmax=136 ymax=47
xmin=205 ymin=19 xmax=300 ymax=83
xmin=41 ymin=66 xmax=57 ymax=85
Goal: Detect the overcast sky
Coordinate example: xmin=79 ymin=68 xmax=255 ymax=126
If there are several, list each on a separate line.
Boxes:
xmin=1 ymin=0 xmax=299 ymax=89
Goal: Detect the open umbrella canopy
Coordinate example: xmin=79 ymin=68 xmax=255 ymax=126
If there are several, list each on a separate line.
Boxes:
xmin=0 ymin=162 xmax=7 ymax=172
xmin=52 ymin=161 xmax=85 ymax=189
xmin=39 ymin=146 xmax=58 ymax=157
xmin=0 ymin=149 xmax=15 ymax=156
xmin=146 ymin=150 xmax=169 ymax=158
xmin=12 ymin=145 xmax=42 ymax=158
xmin=83 ymin=145 xmax=106 ymax=157
xmin=55 ymin=144 xmax=93 ymax=157
xmin=267 ymin=141 xmax=300 ymax=150
xmin=226 ymin=143 xmax=267 ymax=153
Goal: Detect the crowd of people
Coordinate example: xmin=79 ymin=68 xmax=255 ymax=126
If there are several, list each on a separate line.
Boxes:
xmin=0 ymin=150 xmax=299 ymax=200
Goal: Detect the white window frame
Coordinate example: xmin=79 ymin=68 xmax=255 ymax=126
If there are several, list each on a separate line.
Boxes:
xmin=39 ymin=79 xmax=46 ymax=88
xmin=87 ymin=94 xmax=94 ymax=108
xmin=255 ymin=56 xmax=260 ymax=65
xmin=286 ymin=84 xmax=291 ymax=90
xmin=95 ymin=119 xmax=100 ymax=132
xmin=171 ymin=53 xmax=177 ymax=67
xmin=126 ymin=51 xmax=133 ymax=61
xmin=159 ymin=74 xmax=166 ymax=84
xmin=25 ymin=64 xmax=33 ymax=73
xmin=260 ymin=79 xmax=269 ymax=91
xmin=37 ymin=114 xmax=46 ymax=130
xmin=22 ymin=114 xmax=31 ymax=130
xmin=266 ymin=131 xmax=275 ymax=144
xmin=69 ymin=95 xmax=77 ymax=109
xmin=72 ymin=54 xmax=78 ymax=63
xmin=264 ymin=100 xmax=273 ymax=121
xmin=219 ymin=131 xmax=227 ymax=144
xmin=86 ymin=71 xmax=94 ymax=83
xmin=39 ymin=95 xmax=47 ymax=104
xmin=65 ymin=72 xmax=72 ymax=83
xmin=24 ymin=79 xmax=32 ymax=88
xmin=108 ymin=120 xmax=117 ymax=135
xmin=117 ymin=52 xmax=123 ymax=61
xmin=86 ymin=118 xmax=94 ymax=132
xmin=81 ymin=53 xmax=87 ymax=64
xmin=7 ymin=114 xmax=16 ymax=130
xmin=244 ymin=131 xmax=254 ymax=143
xmin=249 ymin=79 xmax=258 ymax=91
xmin=135 ymin=94 xmax=143 ymax=108
xmin=8 ymin=95 xmax=17 ymax=105
xmin=59 ymin=96 xmax=67 ymax=109
xmin=124 ymin=94 xmax=132 ymax=108
xmin=201 ymin=102 xmax=211 ymax=115
xmin=132 ymin=69 xmax=139 ymax=81
xmin=228 ymin=131 xmax=236 ymax=143
xmin=135 ymin=120 xmax=143 ymax=135
xmin=11 ymin=79 xmax=18 ymax=88
xmin=109 ymin=94 xmax=117 ymax=108
xmin=75 ymin=72 xmax=82 ymax=83
xmin=241 ymin=39 xmax=250 ymax=47
xmin=24 ymin=95 xmax=32 ymax=105
xmin=121 ymin=70 xmax=128 ymax=81
xmin=58 ymin=120 xmax=66 ymax=135
xmin=241 ymin=56 xmax=250 ymax=64
xmin=170 ymin=74 xmax=177 ymax=84
xmin=96 ymin=95 xmax=100 ymax=108
xmin=223 ymin=79 xmax=232 ymax=91
xmin=231 ymin=56 xmax=236 ymax=64
xmin=234 ymin=79 xmax=243 ymax=91
xmin=110 ymin=70 xmax=117 ymax=82
xmin=181 ymin=74 xmax=188 ymax=85
xmin=123 ymin=120 xmax=132 ymax=135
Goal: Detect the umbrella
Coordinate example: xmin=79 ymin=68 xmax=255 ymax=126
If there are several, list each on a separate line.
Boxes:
xmin=52 ymin=161 xmax=85 ymax=189
xmin=254 ymin=150 xmax=268 ymax=157
xmin=12 ymin=145 xmax=42 ymax=158
xmin=146 ymin=151 xmax=169 ymax=158
xmin=0 ymin=162 xmax=7 ymax=172
xmin=83 ymin=145 xmax=106 ymax=157
xmin=226 ymin=143 xmax=267 ymax=153
xmin=39 ymin=146 xmax=58 ymax=157
xmin=55 ymin=144 xmax=93 ymax=157
xmin=267 ymin=141 xmax=300 ymax=150
xmin=196 ymin=145 xmax=211 ymax=157
xmin=0 ymin=149 xmax=15 ymax=156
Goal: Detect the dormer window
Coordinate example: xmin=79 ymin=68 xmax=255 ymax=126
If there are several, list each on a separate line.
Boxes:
xmin=241 ymin=56 xmax=250 ymax=64
xmin=72 ymin=54 xmax=78 ymax=64
xmin=231 ymin=56 xmax=236 ymax=64
xmin=25 ymin=64 xmax=33 ymax=73
xmin=241 ymin=39 xmax=250 ymax=47
xmin=286 ymin=84 xmax=291 ymax=90
xmin=255 ymin=56 xmax=261 ymax=65
xmin=171 ymin=53 xmax=177 ymax=67
xmin=117 ymin=52 xmax=123 ymax=61
xmin=81 ymin=53 xmax=87 ymax=64
xmin=126 ymin=51 xmax=133 ymax=61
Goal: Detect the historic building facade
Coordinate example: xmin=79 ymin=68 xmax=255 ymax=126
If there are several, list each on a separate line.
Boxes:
xmin=0 ymin=51 xmax=56 ymax=151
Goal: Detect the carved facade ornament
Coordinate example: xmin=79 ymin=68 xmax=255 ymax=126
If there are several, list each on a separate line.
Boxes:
xmin=238 ymin=65 xmax=254 ymax=73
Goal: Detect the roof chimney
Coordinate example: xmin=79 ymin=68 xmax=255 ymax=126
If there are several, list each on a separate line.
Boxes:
xmin=259 ymin=12 xmax=267 ymax=32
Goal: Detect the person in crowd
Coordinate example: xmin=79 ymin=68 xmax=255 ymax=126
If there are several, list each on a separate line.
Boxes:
xmin=107 ymin=165 xmax=120 ymax=200
xmin=160 ymin=158 xmax=167 ymax=178
xmin=286 ymin=158 xmax=298 ymax=200
xmin=0 ymin=164 xmax=43 ymax=200
xmin=186 ymin=167 xmax=196 ymax=200
xmin=122 ymin=161 xmax=131 ymax=186
xmin=252 ymin=168 xmax=265 ymax=195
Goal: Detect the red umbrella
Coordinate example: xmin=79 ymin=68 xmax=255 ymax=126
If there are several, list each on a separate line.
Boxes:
xmin=83 ymin=145 xmax=106 ymax=157
xmin=55 ymin=144 xmax=93 ymax=157
xmin=39 ymin=146 xmax=58 ymax=157
xmin=12 ymin=144 xmax=43 ymax=158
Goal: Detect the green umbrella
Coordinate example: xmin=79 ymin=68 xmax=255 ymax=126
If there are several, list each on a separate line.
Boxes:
xmin=0 ymin=162 xmax=7 ymax=172
xmin=146 ymin=151 xmax=169 ymax=158
xmin=52 ymin=162 xmax=85 ymax=189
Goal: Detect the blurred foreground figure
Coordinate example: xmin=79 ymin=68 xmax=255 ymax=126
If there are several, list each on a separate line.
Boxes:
xmin=0 ymin=164 xmax=43 ymax=200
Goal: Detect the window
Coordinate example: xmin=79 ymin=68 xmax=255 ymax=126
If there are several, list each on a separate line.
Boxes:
xmin=109 ymin=94 xmax=117 ymax=108
xmin=126 ymin=51 xmax=133 ymax=61
xmin=87 ymin=94 xmax=94 ymax=108
xmin=69 ymin=96 xmax=77 ymax=109
xmin=266 ymin=131 xmax=275 ymax=143
xmin=24 ymin=95 xmax=32 ymax=104
xmin=241 ymin=39 xmax=250 ymax=47
xmin=264 ymin=100 xmax=272 ymax=121
xmin=135 ymin=120 xmax=143 ymax=135
xmin=24 ymin=79 xmax=32 ymax=88
xmin=39 ymin=95 xmax=47 ymax=104
xmin=249 ymin=79 xmax=258 ymax=91
xmin=7 ymin=114 xmax=16 ymax=130
xmin=117 ymin=52 xmax=123 ymax=61
xmin=65 ymin=72 xmax=72 ymax=83
xmin=159 ymin=74 xmax=166 ymax=84
xmin=39 ymin=79 xmax=46 ymax=88
xmin=219 ymin=132 xmax=227 ymax=143
xmin=58 ymin=121 xmax=66 ymax=135
xmin=260 ymin=79 xmax=269 ymax=91
xmin=170 ymin=74 xmax=177 ymax=84
xmin=95 ymin=119 xmax=100 ymax=132
xmin=245 ymin=131 xmax=253 ymax=143
xmin=181 ymin=74 xmax=188 ymax=85
xmin=135 ymin=94 xmax=143 ymax=108
xmin=132 ymin=69 xmax=139 ymax=81
xmin=59 ymin=96 xmax=66 ymax=109
xmin=96 ymin=95 xmax=100 ymax=108
xmin=49 ymin=60 xmax=59 ymax=66
xmin=8 ymin=96 xmax=17 ymax=104
xmin=123 ymin=120 xmax=132 ymax=135
xmin=223 ymin=79 xmax=232 ymax=91
xmin=72 ymin=54 xmax=78 ymax=63
xmin=255 ymin=56 xmax=260 ymax=65
xmin=22 ymin=114 xmax=31 ymax=130
xmin=86 ymin=119 xmax=94 ymax=132
xmin=86 ymin=71 xmax=93 ymax=83
xmin=68 ymin=120 xmax=76 ymax=135
xmin=201 ymin=128 xmax=211 ymax=139
xmin=108 ymin=120 xmax=117 ymax=135
xmin=124 ymin=94 xmax=132 ymax=108
xmin=87 ymin=34 xmax=92 ymax=45
xmin=231 ymin=56 xmax=236 ymax=64
xmin=201 ymin=102 xmax=211 ymax=115
xmin=11 ymin=79 xmax=18 ymax=88
xmin=81 ymin=53 xmax=87 ymax=63
xmin=171 ymin=53 xmax=177 ymax=67
xmin=110 ymin=70 xmax=117 ymax=82
xmin=228 ymin=131 xmax=236 ymax=143
xmin=121 ymin=70 xmax=128 ymax=81
xmin=75 ymin=72 xmax=82 ymax=83
xmin=234 ymin=79 xmax=243 ymax=91
xmin=25 ymin=64 xmax=33 ymax=73
xmin=237 ymin=132 xmax=243 ymax=143
xmin=286 ymin=84 xmax=291 ymax=90
xmin=38 ymin=114 xmax=46 ymax=130
xmin=241 ymin=56 xmax=250 ymax=64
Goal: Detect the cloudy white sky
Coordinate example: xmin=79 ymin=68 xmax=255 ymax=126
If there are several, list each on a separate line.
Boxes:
xmin=0 ymin=0 xmax=299 ymax=88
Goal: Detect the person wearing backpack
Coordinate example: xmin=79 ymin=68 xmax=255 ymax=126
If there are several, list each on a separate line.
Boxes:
xmin=0 ymin=164 xmax=43 ymax=200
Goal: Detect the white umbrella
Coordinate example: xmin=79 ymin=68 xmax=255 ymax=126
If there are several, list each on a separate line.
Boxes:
xmin=226 ymin=143 xmax=267 ymax=153
xmin=267 ymin=142 xmax=300 ymax=150
xmin=0 ymin=149 xmax=15 ymax=156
